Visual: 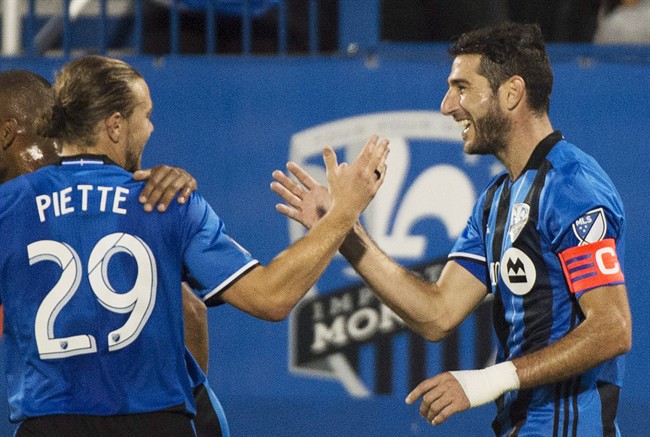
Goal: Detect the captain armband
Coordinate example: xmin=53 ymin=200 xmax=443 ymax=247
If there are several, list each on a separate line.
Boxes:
xmin=559 ymin=238 xmax=624 ymax=294
xmin=449 ymin=361 xmax=520 ymax=408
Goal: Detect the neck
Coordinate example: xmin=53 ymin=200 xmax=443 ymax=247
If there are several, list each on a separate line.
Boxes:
xmin=499 ymin=114 xmax=554 ymax=181
xmin=1 ymin=137 xmax=60 ymax=183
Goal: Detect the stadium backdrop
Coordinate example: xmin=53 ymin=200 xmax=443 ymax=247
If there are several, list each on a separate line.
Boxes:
xmin=0 ymin=50 xmax=648 ymax=436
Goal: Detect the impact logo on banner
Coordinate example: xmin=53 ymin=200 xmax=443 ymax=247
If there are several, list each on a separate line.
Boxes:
xmin=287 ymin=111 xmax=499 ymax=397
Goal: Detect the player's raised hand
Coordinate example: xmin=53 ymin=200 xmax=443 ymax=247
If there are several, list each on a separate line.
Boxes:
xmin=134 ymin=164 xmax=198 ymax=212
xmin=272 ymin=134 xmax=389 ymax=228
xmin=324 ymin=134 xmax=389 ymax=222
xmin=271 ymin=161 xmax=331 ymax=230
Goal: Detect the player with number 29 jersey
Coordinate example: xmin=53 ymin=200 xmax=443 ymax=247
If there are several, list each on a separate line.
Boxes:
xmin=449 ymin=132 xmax=626 ymax=436
xmin=0 ymin=155 xmax=258 ymax=422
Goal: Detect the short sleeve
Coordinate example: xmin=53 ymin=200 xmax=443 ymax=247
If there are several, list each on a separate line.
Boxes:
xmin=541 ymin=155 xmax=626 ymax=299
xmin=448 ymin=193 xmax=489 ymax=285
xmin=181 ymin=193 xmax=259 ymax=305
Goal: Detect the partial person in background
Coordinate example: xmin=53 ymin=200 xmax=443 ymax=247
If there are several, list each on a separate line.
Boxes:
xmin=143 ymin=0 xmax=338 ymax=54
xmin=272 ymin=23 xmax=631 ymax=436
xmin=507 ymin=0 xmax=602 ymax=41
xmin=0 ymin=68 xmax=219 ymax=436
xmin=382 ymin=0 xmax=508 ymax=42
xmin=0 ymin=56 xmax=388 ymax=436
xmin=382 ymin=0 xmax=601 ymax=42
xmin=593 ymin=0 xmax=650 ymax=44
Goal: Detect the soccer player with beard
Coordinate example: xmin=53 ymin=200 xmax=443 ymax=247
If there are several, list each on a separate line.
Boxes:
xmin=271 ymin=23 xmax=631 ymax=436
xmin=0 ymin=57 xmax=388 ymax=436
xmin=0 ymin=69 xmax=220 ymax=436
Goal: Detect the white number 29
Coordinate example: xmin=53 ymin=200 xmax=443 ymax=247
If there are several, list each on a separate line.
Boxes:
xmin=28 ymin=233 xmax=157 ymax=360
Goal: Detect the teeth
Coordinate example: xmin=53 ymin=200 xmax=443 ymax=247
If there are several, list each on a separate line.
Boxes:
xmin=456 ymin=119 xmax=470 ymax=131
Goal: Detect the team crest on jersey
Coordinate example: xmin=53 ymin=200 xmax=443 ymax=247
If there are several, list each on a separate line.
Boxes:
xmin=508 ymin=203 xmax=530 ymax=243
xmin=572 ymin=207 xmax=606 ymax=246
xmin=500 ymin=247 xmax=536 ymax=295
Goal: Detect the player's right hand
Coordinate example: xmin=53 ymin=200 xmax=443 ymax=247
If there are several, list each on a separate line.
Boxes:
xmin=272 ymin=134 xmax=389 ymax=229
xmin=323 ymin=134 xmax=389 ymax=223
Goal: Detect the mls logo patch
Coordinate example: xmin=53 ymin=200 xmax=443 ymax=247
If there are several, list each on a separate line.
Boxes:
xmin=508 ymin=203 xmax=530 ymax=243
xmin=572 ymin=208 xmax=607 ymax=245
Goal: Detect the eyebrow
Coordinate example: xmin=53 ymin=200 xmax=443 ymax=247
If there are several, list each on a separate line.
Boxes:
xmin=448 ymin=78 xmax=470 ymax=87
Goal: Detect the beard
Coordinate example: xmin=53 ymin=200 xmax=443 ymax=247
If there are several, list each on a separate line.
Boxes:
xmin=465 ymin=99 xmax=511 ymax=156
xmin=124 ymin=146 xmax=141 ymax=173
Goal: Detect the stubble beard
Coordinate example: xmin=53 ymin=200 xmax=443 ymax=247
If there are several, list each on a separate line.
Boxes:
xmin=465 ymin=99 xmax=511 ymax=157
xmin=124 ymin=147 xmax=141 ymax=173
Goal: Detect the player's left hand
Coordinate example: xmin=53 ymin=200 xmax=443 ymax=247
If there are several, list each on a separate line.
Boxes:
xmin=405 ymin=372 xmax=470 ymax=426
xmin=133 ymin=165 xmax=198 ymax=212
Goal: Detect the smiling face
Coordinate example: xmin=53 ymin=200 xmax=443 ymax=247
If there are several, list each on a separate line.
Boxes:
xmin=440 ymin=54 xmax=511 ymax=157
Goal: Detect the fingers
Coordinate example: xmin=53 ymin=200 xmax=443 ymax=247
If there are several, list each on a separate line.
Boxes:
xmin=370 ymin=138 xmax=390 ymax=175
xmin=357 ymin=134 xmax=388 ymax=164
xmin=270 ymin=179 xmax=302 ymax=210
xmin=137 ymin=168 xmax=160 ymax=212
xmin=353 ymin=135 xmax=390 ymax=188
xmin=407 ymin=373 xmax=469 ymax=427
xmin=138 ymin=165 xmax=198 ymax=212
xmin=406 ymin=377 xmax=450 ymax=425
xmin=270 ymin=170 xmax=307 ymax=227
xmin=406 ymin=377 xmax=438 ymax=405
xmin=373 ymin=142 xmax=390 ymax=186
xmin=151 ymin=173 xmax=182 ymax=211
xmin=286 ymin=161 xmax=319 ymax=190
xmin=356 ymin=134 xmax=380 ymax=162
xmin=420 ymin=388 xmax=445 ymax=419
xmin=322 ymin=146 xmax=339 ymax=176
xmin=428 ymin=402 xmax=456 ymax=426
xmin=178 ymin=185 xmax=195 ymax=204
xmin=132 ymin=169 xmax=150 ymax=181
xmin=275 ymin=203 xmax=300 ymax=221
xmin=272 ymin=170 xmax=304 ymax=203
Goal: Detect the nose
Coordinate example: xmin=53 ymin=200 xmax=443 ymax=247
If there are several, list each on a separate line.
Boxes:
xmin=440 ymin=88 xmax=456 ymax=116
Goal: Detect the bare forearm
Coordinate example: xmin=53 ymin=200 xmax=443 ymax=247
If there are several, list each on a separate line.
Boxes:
xmin=514 ymin=289 xmax=631 ymax=389
xmin=182 ymin=283 xmax=209 ymax=373
xmin=339 ymin=223 xmax=456 ymax=341
xmin=236 ymin=207 xmax=356 ymax=321
xmin=227 ymin=136 xmax=390 ymax=320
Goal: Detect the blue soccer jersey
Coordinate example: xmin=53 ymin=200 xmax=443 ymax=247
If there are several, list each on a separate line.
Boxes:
xmin=185 ymin=350 xmax=231 ymax=437
xmin=0 ymin=155 xmax=258 ymax=422
xmin=449 ymin=132 xmax=626 ymax=436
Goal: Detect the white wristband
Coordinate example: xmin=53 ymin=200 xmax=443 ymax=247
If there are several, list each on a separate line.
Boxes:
xmin=449 ymin=361 xmax=520 ymax=408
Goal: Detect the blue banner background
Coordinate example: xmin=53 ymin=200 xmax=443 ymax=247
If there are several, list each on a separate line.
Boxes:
xmin=0 ymin=50 xmax=648 ymax=436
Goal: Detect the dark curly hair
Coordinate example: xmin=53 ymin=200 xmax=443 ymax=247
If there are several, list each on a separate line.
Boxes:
xmin=449 ymin=23 xmax=553 ymax=114
xmin=0 ymin=70 xmax=53 ymax=134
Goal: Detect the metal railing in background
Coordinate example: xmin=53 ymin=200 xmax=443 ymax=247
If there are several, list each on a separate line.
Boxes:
xmin=0 ymin=0 xmax=337 ymax=57
xmin=1 ymin=0 xmax=139 ymax=56
xmin=3 ymin=1 xmax=649 ymax=61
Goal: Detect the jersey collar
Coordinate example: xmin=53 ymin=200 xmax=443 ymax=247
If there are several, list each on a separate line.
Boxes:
xmin=521 ymin=130 xmax=563 ymax=173
xmin=57 ymin=154 xmax=120 ymax=167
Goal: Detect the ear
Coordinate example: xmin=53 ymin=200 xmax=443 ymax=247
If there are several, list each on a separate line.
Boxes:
xmin=1 ymin=118 xmax=19 ymax=151
xmin=105 ymin=112 xmax=124 ymax=143
xmin=502 ymin=75 xmax=526 ymax=111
